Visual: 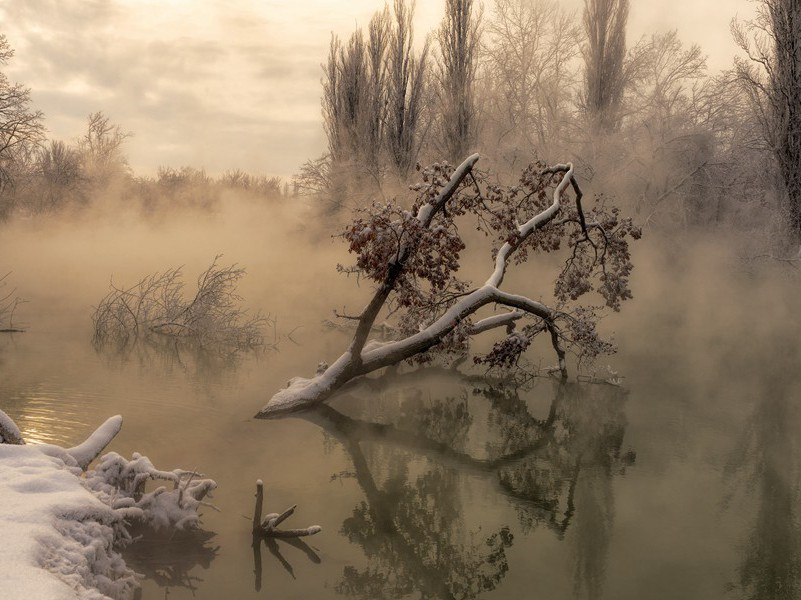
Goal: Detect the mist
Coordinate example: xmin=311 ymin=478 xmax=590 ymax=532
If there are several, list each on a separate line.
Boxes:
xmin=2 ymin=1 xmax=801 ymax=599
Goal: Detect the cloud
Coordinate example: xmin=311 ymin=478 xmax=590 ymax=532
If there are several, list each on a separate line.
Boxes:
xmin=0 ymin=0 xmax=338 ymax=177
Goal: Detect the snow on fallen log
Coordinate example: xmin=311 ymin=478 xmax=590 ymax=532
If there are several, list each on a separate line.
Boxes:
xmin=0 ymin=413 xmax=217 ymax=599
xmin=0 ymin=407 xmax=25 ymax=444
xmin=64 ymin=415 xmax=123 ymax=470
xmin=257 ymin=155 xmax=640 ymax=417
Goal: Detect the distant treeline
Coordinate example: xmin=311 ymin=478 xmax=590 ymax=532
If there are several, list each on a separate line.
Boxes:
xmin=2 ymin=0 xmax=800 ymax=245
xmin=0 ymin=36 xmax=290 ymax=220
xmin=0 ymin=108 xmax=290 ymax=220
xmin=299 ymin=0 xmax=799 ymax=246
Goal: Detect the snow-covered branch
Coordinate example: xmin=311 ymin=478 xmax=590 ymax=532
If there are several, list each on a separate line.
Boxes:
xmin=0 ymin=407 xmax=25 ymax=444
xmin=64 ymin=415 xmax=122 ymax=469
xmin=257 ymin=154 xmax=640 ymax=417
xmin=349 ymin=153 xmax=481 ymax=360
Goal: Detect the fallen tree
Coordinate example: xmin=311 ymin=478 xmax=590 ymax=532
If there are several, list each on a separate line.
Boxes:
xmin=258 ymin=153 xmax=640 ymax=417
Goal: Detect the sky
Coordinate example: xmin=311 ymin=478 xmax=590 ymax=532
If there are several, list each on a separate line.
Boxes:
xmin=0 ymin=0 xmax=755 ymax=179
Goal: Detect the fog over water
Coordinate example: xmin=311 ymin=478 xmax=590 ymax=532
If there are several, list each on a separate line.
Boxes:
xmin=1 ymin=191 xmax=799 ymax=598
xmin=2 ymin=0 xmax=801 ymax=598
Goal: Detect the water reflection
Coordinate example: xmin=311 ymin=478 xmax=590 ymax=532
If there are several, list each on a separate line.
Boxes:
xmin=124 ymin=529 xmax=219 ymax=598
xmin=0 ymin=380 xmax=93 ymax=445
xmin=93 ymin=334 xmax=258 ymax=386
xmin=481 ymin=384 xmax=633 ymax=599
xmin=252 ymin=533 xmax=322 ymax=589
xmin=726 ymin=375 xmax=801 ymax=600
xmin=281 ymin=373 xmax=634 ymax=599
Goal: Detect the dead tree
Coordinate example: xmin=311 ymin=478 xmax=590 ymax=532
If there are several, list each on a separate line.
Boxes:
xmin=257 ymin=154 xmax=640 ymax=417
xmin=92 ymin=257 xmax=266 ymax=353
xmin=251 ymin=480 xmax=321 ymax=538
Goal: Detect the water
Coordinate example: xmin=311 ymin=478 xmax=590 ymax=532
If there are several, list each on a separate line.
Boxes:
xmin=1 ymin=205 xmax=799 ymax=599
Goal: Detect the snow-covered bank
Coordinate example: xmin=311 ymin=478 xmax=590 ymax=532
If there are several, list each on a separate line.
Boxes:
xmin=0 ymin=443 xmax=136 ymax=599
xmin=0 ymin=413 xmax=217 ymax=599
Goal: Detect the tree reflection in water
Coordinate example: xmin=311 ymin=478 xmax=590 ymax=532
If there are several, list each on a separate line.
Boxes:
xmin=93 ymin=332 xmax=270 ymax=385
xmin=288 ymin=373 xmax=634 ymax=599
xmin=725 ymin=368 xmax=801 ymax=600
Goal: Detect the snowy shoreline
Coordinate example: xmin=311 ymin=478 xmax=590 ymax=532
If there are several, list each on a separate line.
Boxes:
xmin=0 ymin=443 xmax=136 ymax=599
xmin=0 ymin=411 xmax=216 ymax=600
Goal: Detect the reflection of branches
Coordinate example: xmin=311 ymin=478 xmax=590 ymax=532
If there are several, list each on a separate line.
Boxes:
xmin=123 ymin=529 xmax=218 ymax=594
xmin=0 ymin=272 xmax=24 ymax=332
xmin=336 ymin=439 xmax=511 ymax=600
xmin=252 ymin=534 xmax=322 ymax=588
xmin=93 ymin=327 xmax=257 ymax=383
xmin=724 ymin=377 xmax=801 ymax=600
xmin=283 ymin=373 xmax=632 ymax=599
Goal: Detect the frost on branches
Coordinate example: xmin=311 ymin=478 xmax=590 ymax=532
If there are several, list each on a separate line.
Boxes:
xmin=258 ymin=153 xmax=640 ymax=417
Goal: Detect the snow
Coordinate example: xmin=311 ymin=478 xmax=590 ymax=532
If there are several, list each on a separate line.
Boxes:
xmin=258 ymin=158 xmax=572 ymax=417
xmin=415 ymin=153 xmax=480 ymax=225
xmin=485 ymin=162 xmax=573 ymax=288
xmin=257 ymin=351 xmax=352 ymax=416
xmin=0 ymin=407 xmax=25 ymax=444
xmin=469 ymin=310 xmax=524 ymax=334
xmin=64 ymin=416 xmax=123 ymax=470
xmin=0 ymin=416 xmax=217 ymax=600
xmin=86 ymin=451 xmax=217 ymax=531
xmin=0 ymin=444 xmax=137 ymax=600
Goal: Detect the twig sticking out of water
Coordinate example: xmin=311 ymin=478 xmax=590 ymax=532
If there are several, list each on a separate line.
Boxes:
xmin=251 ymin=480 xmax=322 ymax=538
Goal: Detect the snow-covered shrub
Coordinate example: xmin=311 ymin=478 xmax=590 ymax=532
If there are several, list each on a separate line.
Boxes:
xmin=85 ymin=451 xmax=217 ymax=531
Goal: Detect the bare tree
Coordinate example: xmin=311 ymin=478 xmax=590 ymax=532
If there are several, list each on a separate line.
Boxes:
xmin=294 ymin=153 xmax=333 ymax=198
xmin=78 ymin=111 xmax=130 ymax=187
xmin=0 ymin=35 xmax=45 ymax=198
xmin=321 ymin=9 xmax=390 ymax=201
xmin=257 ymin=154 xmax=640 ymax=417
xmin=323 ymin=30 xmax=368 ymax=203
xmin=28 ymin=140 xmax=85 ymax=212
xmin=581 ymin=0 xmax=629 ymax=132
xmin=435 ymin=0 xmax=482 ymax=162
xmin=385 ymin=0 xmax=431 ymax=179
xmin=365 ymin=7 xmax=390 ymax=177
xmin=732 ymin=0 xmax=801 ymax=234
xmin=483 ymin=0 xmax=581 ymax=170
xmin=624 ymin=31 xmax=713 ymax=222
